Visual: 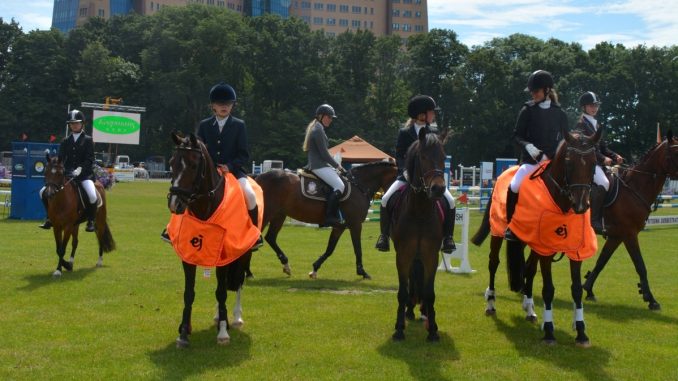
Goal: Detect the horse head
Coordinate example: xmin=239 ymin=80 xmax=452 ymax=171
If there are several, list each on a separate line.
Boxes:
xmin=168 ymin=131 xmax=210 ymax=214
xmin=405 ymin=128 xmax=447 ymax=199
xmin=43 ymin=155 xmax=67 ymax=198
xmin=550 ymin=127 xmax=602 ymax=213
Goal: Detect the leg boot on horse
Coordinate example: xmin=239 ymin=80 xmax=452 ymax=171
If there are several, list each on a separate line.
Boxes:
xmin=441 ymin=207 xmax=456 ymax=254
xmin=248 ymin=205 xmax=263 ymax=250
xmin=85 ymin=200 xmax=97 ymax=232
xmin=375 ymin=204 xmax=391 ymax=252
xmin=324 ymin=190 xmax=344 ymax=226
xmin=589 ymin=184 xmax=606 ymax=235
xmin=38 ymin=195 xmax=52 ymax=229
xmin=503 ymin=189 xmax=519 ymax=241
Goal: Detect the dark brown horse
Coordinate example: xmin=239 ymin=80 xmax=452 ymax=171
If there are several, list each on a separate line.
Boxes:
xmin=167 ymin=131 xmax=255 ymax=347
xmin=391 ymin=129 xmax=448 ymax=342
xmin=255 ymin=161 xmax=397 ymax=279
xmin=43 ymin=155 xmax=115 ymax=278
xmin=582 ymin=130 xmax=678 ymax=310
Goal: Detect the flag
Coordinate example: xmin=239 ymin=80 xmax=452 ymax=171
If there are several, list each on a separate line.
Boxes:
xmin=49 ymin=134 xmax=56 ymax=143
xmin=458 ymin=193 xmax=469 ymax=204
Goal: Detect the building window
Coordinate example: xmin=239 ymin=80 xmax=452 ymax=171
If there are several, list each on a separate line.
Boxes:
xmin=403 ymin=10 xmax=411 ymax=17
xmin=301 ymin=1 xmax=311 ymax=9
xmin=326 ymin=32 xmax=335 ymax=37
xmin=351 ymin=19 xmax=360 ymax=27
xmin=79 ymin=7 xmax=87 ymax=16
xmin=370 ymin=7 xmax=374 ymax=14
xmin=207 ymin=0 xmax=214 ymax=4
xmin=403 ymin=0 xmax=412 ymax=3
xmin=327 ymin=4 xmax=336 ymax=11
xmin=326 ymin=18 xmax=336 ymax=25
xmin=351 ymin=6 xmax=361 ymax=13
xmin=392 ymin=9 xmax=399 ymax=17
xmin=98 ymin=9 xmax=104 ymax=17
xmin=402 ymin=23 xmax=411 ymax=31
xmin=302 ymin=16 xmax=310 ymax=23
xmin=339 ymin=19 xmax=348 ymax=26
xmin=415 ymin=0 xmax=421 ymax=3
xmin=415 ymin=11 xmax=421 ymax=17
xmin=228 ymin=2 xmax=235 ymax=9
xmin=339 ymin=5 xmax=348 ymax=12
xmin=218 ymin=1 xmax=224 ymax=6
xmin=392 ymin=0 xmax=400 ymax=3
xmin=392 ymin=23 xmax=400 ymax=30
xmin=314 ymin=2 xmax=323 ymax=10
xmin=414 ymin=25 xmax=423 ymax=32
xmin=313 ymin=17 xmax=323 ymax=24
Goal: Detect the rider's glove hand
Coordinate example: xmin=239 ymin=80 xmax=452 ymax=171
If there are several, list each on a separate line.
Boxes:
xmin=525 ymin=144 xmax=542 ymax=161
xmin=72 ymin=167 xmax=82 ymax=177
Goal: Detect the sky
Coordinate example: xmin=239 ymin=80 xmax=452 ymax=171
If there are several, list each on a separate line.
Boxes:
xmin=1 ymin=0 xmax=677 ymax=51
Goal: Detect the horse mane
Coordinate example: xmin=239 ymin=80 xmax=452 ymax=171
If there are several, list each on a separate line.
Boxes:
xmin=350 ymin=160 xmax=396 ymax=172
xmin=405 ymin=133 xmax=441 ymax=184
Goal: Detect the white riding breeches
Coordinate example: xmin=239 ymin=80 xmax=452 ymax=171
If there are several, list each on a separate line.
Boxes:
xmin=311 ymin=167 xmax=345 ymax=193
xmin=593 ymin=165 xmax=609 ymax=191
xmin=509 ymin=163 xmax=539 ymax=193
xmin=381 ymin=179 xmax=455 ymax=209
xmin=238 ymin=177 xmax=257 ymax=210
xmin=81 ymin=179 xmax=97 ymax=203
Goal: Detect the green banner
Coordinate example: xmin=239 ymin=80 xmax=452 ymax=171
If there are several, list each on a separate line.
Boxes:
xmin=93 ymin=116 xmax=140 ymax=135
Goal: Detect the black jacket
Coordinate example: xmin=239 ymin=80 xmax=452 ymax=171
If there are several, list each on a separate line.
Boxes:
xmin=512 ymin=101 xmax=568 ymax=164
xmin=575 ymin=116 xmax=618 ymax=165
xmin=196 ymin=115 xmax=249 ymax=178
xmin=395 ymin=124 xmax=432 ymax=180
xmin=58 ymin=133 xmax=95 ymax=181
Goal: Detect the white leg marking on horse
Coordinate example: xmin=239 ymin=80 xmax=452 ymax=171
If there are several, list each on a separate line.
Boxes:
xmin=572 ymin=304 xmax=584 ymax=330
xmin=52 ymin=269 xmax=62 ymax=278
xmin=232 ymin=288 xmax=244 ymax=328
xmin=541 ymin=307 xmax=554 ymax=331
xmin=217 ymin=320 xmax=230 ymax=344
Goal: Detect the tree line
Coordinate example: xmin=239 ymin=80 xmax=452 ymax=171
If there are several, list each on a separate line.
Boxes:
xmin=1 ymin=5 xmax=677 ymax=169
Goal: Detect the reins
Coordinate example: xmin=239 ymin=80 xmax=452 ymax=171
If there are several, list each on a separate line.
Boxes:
xmin=168 ymin=145 xmax=224 ymax=205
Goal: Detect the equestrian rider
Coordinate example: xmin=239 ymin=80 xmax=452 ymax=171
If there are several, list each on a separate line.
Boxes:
xmin=375 ymin=95 xmax=456 ymax=253
xmin=504 ymin=70 xmax=569 ymax=241
xmin=39 ymin=109 xmax=98 ymax=232
xmin=303 ymin=104 xmax=346 ymax=226
xmin=575 ymin=91 xmax=623 ymax=234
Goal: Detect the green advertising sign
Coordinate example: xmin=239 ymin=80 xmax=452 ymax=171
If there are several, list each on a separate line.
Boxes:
xmin=94 ymin=116 xmax=140 ymax=135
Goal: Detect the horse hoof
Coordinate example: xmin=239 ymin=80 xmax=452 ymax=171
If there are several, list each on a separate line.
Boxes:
xmin=526 ymin=315 xmax=538 ymax=323
xmin=283 ymin=264 xmax=291 ymax=276
xmin=308 ymin=271 xmax=317 ymax=279
xmin=96 ymin=259 xmax=103 ymax=268
xmin=585 ymin=294 xmax=597 ymax=302
xmin=176 ymin=337 xmax=190 ymax=348
xmin=231 ymin=319 xmax=244 ymax=329
xmin=542 ymin=338 xmax=557 ymax=346
xmin=485 ymin=308 xmax=496 ymax=316
xmin=358 ymin=271 xmax=371 ymax=280
xmin=575 ymin=339 xmax=591 ymax=348
xmin=62 ymin=261 xmax=73 ymax=272
xmin=392 ymin=331 xmax=405 ymax=341
xmin=649 ymin=302 xmax=661 ymax=311
xmin=426 ymin=333 xmax=440 ymax=342
xmin=217 ymin=337 xmax=230 ymax=345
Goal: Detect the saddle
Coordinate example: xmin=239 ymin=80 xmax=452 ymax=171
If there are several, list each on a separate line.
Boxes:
xmin=297 ymin=168 xmax=351 ymax=202
xmin=74 ymin=182 xmax=103 ymax=210
xmin=602 ymin=172 xmax=620 ymax=208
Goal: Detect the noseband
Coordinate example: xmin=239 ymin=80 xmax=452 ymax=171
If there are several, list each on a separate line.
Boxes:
xmin=544 ymin=145 xmax=596 ymax=199
xmin=168 ymin=146 xmax=215 ymax=204
xmin=410 ymin=153 xmax=445 ymax=194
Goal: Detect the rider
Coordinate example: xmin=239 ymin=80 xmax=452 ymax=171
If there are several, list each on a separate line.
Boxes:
xmin=504 ymin=70 xmax=569 ymax=241
xmin=374 ymin=95 xmax=456 ymax=253
xmin=575 ymin=91 xmax=623 ymax=234
xmin=302 ymin=103 xmax=346 ymax=226
xmin=39 ymin=109 xmax=97 ymax=232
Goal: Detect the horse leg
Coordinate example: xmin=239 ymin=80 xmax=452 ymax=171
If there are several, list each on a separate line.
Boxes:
xmin=393 ymin=273 xmax=409 ymax=341
xmin=176 ymin=262 xmax=196 ymax=348
xmin=540 ymin=256 xmax=556 ymax=345
xmin=52 ymin=227 xmax=66 ymax=278
xmin=348 ymin=225 xmax=371 ymax=279
xmin=623 ymin=236 xmax=661 ymax=310
xmin=583 ymin=237 xmax=622 ymax=302
xmin=69 ymin=227 xmax=79 ymax=268
xmin=485 ymin=237 xmax=502 ymax=315
xmin=522 ymin=251 xmax=539 ymax=322
xmin=423 ymin=258 xmax=439 ymax=342
xmin=231 ymin=287 xmax=244 ymax=328
xmin=309 ymin=226 xmax=345 ymax=279
xmin=570 ymin=259 xmax=590 ymax=347
xmin=215 ymin=265 xmax=230 ymax=345
xmin=264 ymin=213 xmax=291 ymax=276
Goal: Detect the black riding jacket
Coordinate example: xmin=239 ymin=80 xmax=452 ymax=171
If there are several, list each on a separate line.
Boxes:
xmin=512 ymin=100 xmax=568 ymax=165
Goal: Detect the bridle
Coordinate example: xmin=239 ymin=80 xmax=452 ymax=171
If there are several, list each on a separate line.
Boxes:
xmin=168 ymin=145 xmax=223 ymax=204
xmin=541 ymin=144 xmax=596 ymax=200
xmin=410 ymin=149 xmax=445 ymax=195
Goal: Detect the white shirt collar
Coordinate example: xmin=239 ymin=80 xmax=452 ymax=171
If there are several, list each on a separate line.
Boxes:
xmin=538 ymin=99 xmax=551 ymax=109
xmin=215 ymin=115 xmax=229 ymax=132
xmin=71 ymin=132 xmax=82 ymax=141
xmin=413 ymin=122 xmax=426 ymax=136
xmin=583 ymin=114 xmax=598 ymax=129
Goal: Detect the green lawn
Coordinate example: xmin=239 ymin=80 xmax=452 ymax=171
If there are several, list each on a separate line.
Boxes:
xmin=1 ymin=181 xmax=677 ymax=380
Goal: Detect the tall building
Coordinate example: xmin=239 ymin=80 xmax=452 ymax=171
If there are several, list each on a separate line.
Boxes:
xmin=52 ymin=0 xmax=428 ymax=40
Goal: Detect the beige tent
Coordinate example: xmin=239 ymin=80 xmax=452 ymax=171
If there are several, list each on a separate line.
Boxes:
xmin=328 ymin=135 xmax=394 ymax=164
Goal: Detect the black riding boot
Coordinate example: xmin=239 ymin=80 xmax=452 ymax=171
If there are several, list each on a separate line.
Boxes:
xmin=248 ymin=205 xmax=263 ymax=249
xmin=503 ymin=189 xmax=519 ymax=241
xmin=590 ymin=184 xmax=606 ymax=235
xmin=324 ymin=190 xmax=344 ymax=226
xmin=85 ymin=201 xmax=96 ymax=232
xmin=38 ymin=196 xmax=52 ymax=229
xmin=375 ymin=205 xmax=391 ymax=252
xmin=441 ymin=207 xmax=456 ymax=254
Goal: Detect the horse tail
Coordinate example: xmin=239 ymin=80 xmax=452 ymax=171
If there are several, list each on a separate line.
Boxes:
xmin=505 ymin=240 xmax=525 ymax=292
xmin=227 ymin=251 xmax=252 ymax=291
xmin=98 ymin=221 xmax=116 ymax=252
xmin=470 ymin=192 xmax=492 ymax=246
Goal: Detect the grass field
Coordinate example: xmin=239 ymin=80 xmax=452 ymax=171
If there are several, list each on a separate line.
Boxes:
xmin=1 ymin=181 xmax=677 ymax=381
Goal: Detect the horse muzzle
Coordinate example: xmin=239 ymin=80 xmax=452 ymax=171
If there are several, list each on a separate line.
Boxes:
xmin=428 ymin=183 xmax=446 ymax=200
xmin=167 ymin=193 xmax=187 ymax=214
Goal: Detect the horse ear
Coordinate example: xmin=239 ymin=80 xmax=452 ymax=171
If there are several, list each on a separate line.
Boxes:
xmin=591 ymin=124 xmax=603 ymax=145
xmin=171 ymin=130 xmax=183 ymax=146
xmin=418 ymin=127 xmax=427 ymax=143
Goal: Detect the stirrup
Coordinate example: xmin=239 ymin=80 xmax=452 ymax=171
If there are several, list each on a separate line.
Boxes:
xmin=85 ymin=221 xmax=95 ymax=232
xmin=252 ymin=235 xmax=264 ymax=250
xmin=160 ymin=229 xmax=171 ymax=243
xmin=441 ymin=236 xmax=456 ymax=254
xmin=375 ymin=234 xmax=390 ymax=252
xmin=39 ymin=220 xmax=52 ymax=230
xmin=504 ymin=228 xmax=519 ymax=241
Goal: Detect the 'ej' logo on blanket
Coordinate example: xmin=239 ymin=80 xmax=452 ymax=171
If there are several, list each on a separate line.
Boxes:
xmin=190 ymin=235 xmax=204 ymax=251
xmin=554 ymin=224 xmax=568 ymax=239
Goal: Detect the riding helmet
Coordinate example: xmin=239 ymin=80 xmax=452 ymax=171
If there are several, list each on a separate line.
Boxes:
xmin=315 ymin=104 xmax=337 ymax=119
xmin=407 ymin=95 xmax=438 ymax=119
xmin=67 ymin=109 xmax=86 ymax=124
xmin=209 ymin=83 xmax=237 ymax=103
xmin=579 ymin=91 xmax=602 ymax=107
xmin=525 ymin=70 xmax=554 ymax=92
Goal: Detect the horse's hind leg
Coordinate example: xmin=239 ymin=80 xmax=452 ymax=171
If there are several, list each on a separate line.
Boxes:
xmin=539 ymin=256 xmax=556 ymax=345
xmin=265 ymin=213 xmax=291 ymax=275
xmin=215 ymin=265 xmax=230 ymax=345
xmin=624 ymin=236 xmax=661 ymax=310
xmin=310 ymin=226 xmax=345 ymax=279
xmin=176 ymin=261 xmax=196 ymax=348
xmin=485 ymin=237 xmax=502 ymax=315
xmin=570 ymin=259 xmax=590 ymax=347
xmin=231 ymin=287 xmax=244 ymax=328
xmin=348 ymin=225 xmax=370 ymax=279
xmin=583 ymin=237 xmax=622 ymax=302
xmin=422 ymin=268 xmax=439 ymax=342
xmin=522 ymin=252 xmax=538 ymax=322
xmin=393 ymin=275 xmax=409 ymax=341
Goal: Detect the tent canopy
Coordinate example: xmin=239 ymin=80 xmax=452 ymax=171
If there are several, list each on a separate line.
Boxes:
xmin=328 ymin=135 xmax=393 ymax=163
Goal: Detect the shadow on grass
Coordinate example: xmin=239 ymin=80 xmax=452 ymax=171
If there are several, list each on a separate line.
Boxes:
xmin=249 ymin=276 xmax=397 ymax=294
xmin=583 ymin=301 xmax=678 ymax=324
xmin=16 ymin=266 xmax=97 ymax=292
xmin=493 ymin=315 xmax=613 ymax=381
xmin=378 ymin=320 xmax=459 ymax=381
xmin=148 ymin=327 xmax=251 ymax=380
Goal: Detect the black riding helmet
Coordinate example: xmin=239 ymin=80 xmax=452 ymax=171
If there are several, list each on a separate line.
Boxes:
xmin=209 ymin=83 xmax=237 ymax=103
xmin=579 ymin=91 xmax=602 ymax=107
xmin=525 ymin=70 xmax=554 ymax=92
xmin=67 ymin=109 xmax=85 ymax=124
xmin=407 ymin=95 xmax=439 ymax=119
xmin=315 ymin=104 xmax=337 ymax=119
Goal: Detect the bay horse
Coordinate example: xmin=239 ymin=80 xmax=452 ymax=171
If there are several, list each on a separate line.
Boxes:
xmin=167 ymin=131 xmax=258 ymax=347
xmin=255 ymin=161 xmax=397 ymax=279
xmin=391 ymin=129 xmax=448 ymax=342
xmin=43 ymin=155 xmax=115 ymax=278
xmin=582 ymin=130 xmax=678 ymax=310
xmin=474 ymin=127 xmax=602 ymax=346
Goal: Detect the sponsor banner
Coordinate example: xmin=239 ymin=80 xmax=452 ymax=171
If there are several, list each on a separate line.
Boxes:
xmin=646 ymin=215 xmax=678 ymax=226
xmin=114 ymin=168 xmax=135 ymax=182
xmin=93 ymin=110 xmax=141 ymax=145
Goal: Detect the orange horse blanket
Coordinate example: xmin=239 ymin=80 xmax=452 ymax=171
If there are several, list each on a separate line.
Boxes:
xmin=489 ymin=166 xmax=519 ymax=237
xmin=508 ymin=164 xmax=597 ymax=261
xmin=167 ymin=174 xmax=264 ymax=267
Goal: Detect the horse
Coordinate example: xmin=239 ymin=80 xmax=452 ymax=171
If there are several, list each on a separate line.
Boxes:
xmin=473 ymin=127 xmax=602 ymax=346
xmin=255 ymin=161 xmax=397 ymax=279
xmin=391 ymin=129 xmax=448 ymax=342
xmin=582 ymin=130 xmax=678 ymax=310
xmin=167 ymin=131 xmax=260 ymax=347
xmin=43 ymin=155 xmax=115 ymax=278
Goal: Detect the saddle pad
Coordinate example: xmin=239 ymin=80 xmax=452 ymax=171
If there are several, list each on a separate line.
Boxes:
xmin=167 ymin=174 xmax=263 ymax=267
xmin=508 ymin=173 xmax=597 ymax=261
xmin=299 ymin=175 xmax=351 ymax=202
xmin=489 ymin=166 xmax=518 ymax=237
